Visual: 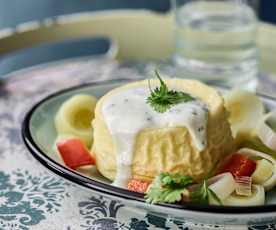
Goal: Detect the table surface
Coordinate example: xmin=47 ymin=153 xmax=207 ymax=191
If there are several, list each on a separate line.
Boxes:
xmin=1 ymin=56 xmax=276 ymax=230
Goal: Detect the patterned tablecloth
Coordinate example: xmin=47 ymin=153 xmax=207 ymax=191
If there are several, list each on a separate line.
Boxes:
xmin=0 ymin=56 xmax=276 ymax=230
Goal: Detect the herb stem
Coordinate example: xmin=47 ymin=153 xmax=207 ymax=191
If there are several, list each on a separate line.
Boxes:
xmin=147 ymin=70 xmax=194 ymax=113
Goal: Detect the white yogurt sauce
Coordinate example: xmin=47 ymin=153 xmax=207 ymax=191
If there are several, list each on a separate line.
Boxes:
xmin=102 ymin=87 xmax=208 ymax=188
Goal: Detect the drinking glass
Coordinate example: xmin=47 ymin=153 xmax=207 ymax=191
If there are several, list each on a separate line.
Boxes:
xmin=172 ymin=0 xmax=258 ymax=89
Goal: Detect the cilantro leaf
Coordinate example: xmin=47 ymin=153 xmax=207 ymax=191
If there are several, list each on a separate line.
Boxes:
xmin=145 ymin=186 xmax=186 ymax=204
xmin=145 ymin=172 xmax=193 ymax=204
xmin=147 ymin=70 xmax=194 ymax=113
xmin=160 ymin=172 xmax=193 ymax=188
xmin=145 ymin=172 xmax=222 ymax=205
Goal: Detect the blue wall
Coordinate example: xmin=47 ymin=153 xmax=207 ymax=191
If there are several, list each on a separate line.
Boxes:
xmin=0 ymin=0 xmax=170 ymax=28
xmin=0 ymin=0 xmax=274 ymax=29
xmin=260 ymin=1 xmax=276 ymax=24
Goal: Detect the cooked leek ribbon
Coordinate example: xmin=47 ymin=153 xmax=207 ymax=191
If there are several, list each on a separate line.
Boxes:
xmin=238 ymin=148 xmax=276 ymax=191
xmin=252 ymin=159 xmax=274 ymax=184
xmin=224 ymin=90 xmax=265 ymax=137
xmin=55 ymin=94 xmax=97 ymax=148
xmin=223 ymin=185 xmax=265 ymax=206
xmin=207 ymin=173 xmax=236 ymax=205
xmin=256 ymin=111 xmax=276 ymax=151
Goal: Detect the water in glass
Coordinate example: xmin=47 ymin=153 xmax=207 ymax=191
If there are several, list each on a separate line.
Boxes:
xmin=173 ymin=1 xmax=258 ymax=89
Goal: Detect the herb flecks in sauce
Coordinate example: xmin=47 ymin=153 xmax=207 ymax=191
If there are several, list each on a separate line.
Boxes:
xmin=102 ymin=78 xmax=208 ymax=188
xmin=147 ymin=70 xmax=195 ymax=113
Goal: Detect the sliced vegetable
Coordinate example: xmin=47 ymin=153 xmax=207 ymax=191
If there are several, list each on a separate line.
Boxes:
xmin=238 ymin=135 xmax=276 ymax=158
xmin=235 ymin=176 xmax=252 ymax=196
xmin=55 ymin=94 xmax=97 ymax=147
xmin=223 ymin=185 xmax=265 ymax=206
xmin=145 ymin=173 xmax=193 ymax=204
xmin=189 ymin=180 xmax=210 ymax=204
xmin=252 ymin=159 xmax=274 ymax=184
xmin=256 ymin=111 xmax=276 ymax=151
xmin=52 ymin=134 xmax=78 ymax=164
xmin=223 ymin=89 xmax=265 ymax=137
xmin=188 ymin=173 xmax=235 ymax=205
xmin=55 ymin=133 xmax=76 ymax=144
xmin=127 ymin=179 xmax=151 ymax=193
xmin=218 ymin=153 xmax=256 ymax=178
xmin=190 ymin=180 xmax=222 ymax=205
xmin=56 ymin=138 xmax=95 ymax=169
xmin=238 ymin=148 xmax=276 ymax=191
xmin=207 ymin=173 xmax=236 ymax=204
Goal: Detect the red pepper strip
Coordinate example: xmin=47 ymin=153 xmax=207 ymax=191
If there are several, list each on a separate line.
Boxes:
xmin=218 ymin=153 xmax=256 ymax=178
xmin=127 ymin=179 xmax=151 ymax=193
xmin=56 ymin=138 xmax=95 ymax=170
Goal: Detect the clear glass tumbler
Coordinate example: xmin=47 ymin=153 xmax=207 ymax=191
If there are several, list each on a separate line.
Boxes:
xmin=172 ymin=0 xmax=258 ymax=89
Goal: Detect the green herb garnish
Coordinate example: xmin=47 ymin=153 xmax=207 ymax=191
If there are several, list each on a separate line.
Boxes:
xmin=147 ymin=70 xmax=194 ymax=113
xmin=145 ymin=172 xmax=193 ymax=204
xmin=190 ymin=180 xmax=222 ymax=205
xmin=145 ymin=171 xmax=222 ymax=205
xmin=190 ymin=160 xmax=222 ymax=205
xmin=189 ymin=180 xmax=209 ymax=204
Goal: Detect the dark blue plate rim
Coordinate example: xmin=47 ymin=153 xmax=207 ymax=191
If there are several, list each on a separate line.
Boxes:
xmin=21 ymin=79 xmax=276 ymax=214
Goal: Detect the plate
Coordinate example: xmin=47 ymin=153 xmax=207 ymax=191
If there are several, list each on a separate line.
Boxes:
xmin=22 ymin=79 xmax=276 ymax=227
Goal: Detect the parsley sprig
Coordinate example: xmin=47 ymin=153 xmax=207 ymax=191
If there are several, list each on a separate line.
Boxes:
xmin=147 ymin=70 xmax=194 ymax=113
xmin=145 ymin=171 xmax=222 ymax=205
xmin=145 ymin=172 xmax=193 ymax=204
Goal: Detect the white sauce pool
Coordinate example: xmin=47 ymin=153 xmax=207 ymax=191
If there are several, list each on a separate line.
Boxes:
xmin=102 ymin=87 xmax=208 ymax=188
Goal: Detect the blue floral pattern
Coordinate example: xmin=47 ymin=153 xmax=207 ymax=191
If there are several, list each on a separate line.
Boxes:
xmin=248 ymin=224 xmax=276 ymax=230
xmin=0 ymin=170 xmax=70 ymax=229
xmin=79 ymin=196 xmax=124 ymax=229
xmin=78 ymin=195 xmax=191 ymax=230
